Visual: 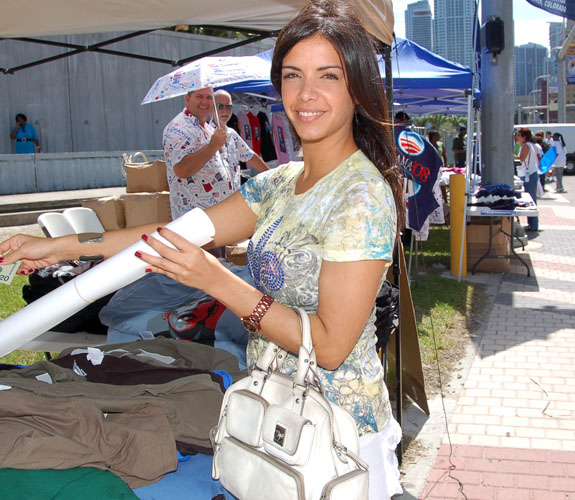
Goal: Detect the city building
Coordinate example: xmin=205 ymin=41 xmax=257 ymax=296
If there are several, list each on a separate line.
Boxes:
xmin=405 ymin=1 xmax=432 ymax=51
xmin=432 ymin=0 xmax=476 ymax=70
xmin=514 ymin=42 xmax=549 ymax=97
xmin=549 ymin=21 xmax=564 ymax=86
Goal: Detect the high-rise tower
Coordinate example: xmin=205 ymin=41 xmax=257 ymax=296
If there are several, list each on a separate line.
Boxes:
xmin=405 ymin=1 xmax=433 ymax=51
xmin=514 ymin=43 xmax=549 ymax=97
xmin=433 ymin=0 xmax=476 ymax=69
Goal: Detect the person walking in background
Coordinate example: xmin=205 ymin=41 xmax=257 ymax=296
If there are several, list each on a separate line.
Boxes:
xmin=515 ymin=127 xmax=540 ymax=231
xmin=533 ymin=130 xmax=549 ymax=192
xmin=213 ymin=90 xmax=269 ymax=189
xmin=10 ymin=113 xmax=41 ymax=154
xmin=551 ymin=132 xmax=567 ymax=193
xmin=452 ymin=126 xmax=467 ymax=168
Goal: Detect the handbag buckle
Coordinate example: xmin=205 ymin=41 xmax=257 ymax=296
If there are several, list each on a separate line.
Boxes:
xmin=333 ymin=440 xmax=350 ymax=463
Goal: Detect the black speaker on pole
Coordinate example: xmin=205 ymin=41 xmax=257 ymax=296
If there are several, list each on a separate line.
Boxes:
xmin=481 ymin=17 xmax=505 ymax=56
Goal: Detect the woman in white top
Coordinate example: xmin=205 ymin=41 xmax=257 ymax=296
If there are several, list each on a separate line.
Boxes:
xmin=551 ymin=132 xmax=567 ymax=193
xmin=515 ymin=127 xmax=539 ymax=231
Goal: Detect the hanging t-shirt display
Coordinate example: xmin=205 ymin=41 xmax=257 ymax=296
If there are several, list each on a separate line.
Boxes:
xmin=247 ymin=112 xmax=261 ymax=155
xmin=272 ymin=112 xmax=300 ymax=164
xmin=257 ymin=111 xmax=278 ymax=162
xmin=227 ymin=114 xmax=240 ymax=134
xmin=237 ymin=113 xmax=253 ymax=150
xmin=227 ymin=113 xmax=248 ymax=175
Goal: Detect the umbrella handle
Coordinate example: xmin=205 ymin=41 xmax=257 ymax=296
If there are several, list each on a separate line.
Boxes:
xmin=211 ymin=92 xmax=221 ymax=128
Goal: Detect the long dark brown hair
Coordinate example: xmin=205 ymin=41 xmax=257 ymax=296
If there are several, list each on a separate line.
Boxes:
xmin=270 ymin=0 xmax=405 ymax=234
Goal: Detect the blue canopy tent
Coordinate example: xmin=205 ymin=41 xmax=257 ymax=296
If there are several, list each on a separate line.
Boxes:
xmin=223 ymin=38 xmax=477 ymax=115
xmin=385 ymin=38 xmax=477 ymax=116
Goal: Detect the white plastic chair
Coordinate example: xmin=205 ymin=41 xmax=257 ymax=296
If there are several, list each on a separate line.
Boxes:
xmin=62 ymin=207 xmax=105 ymax=234
xmin=37 ymin=212 xmax=76 ymax=238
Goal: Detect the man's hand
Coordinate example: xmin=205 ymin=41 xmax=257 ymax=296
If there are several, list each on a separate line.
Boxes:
xmin=210 ymin=127 xmax=227 ymax=151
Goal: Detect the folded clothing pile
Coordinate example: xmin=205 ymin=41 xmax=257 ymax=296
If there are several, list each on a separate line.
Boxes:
xmin=473 ymin=184 xmax=523 ymax=210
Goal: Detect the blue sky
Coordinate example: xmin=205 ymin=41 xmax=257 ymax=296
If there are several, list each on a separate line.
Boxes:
xmin=393 ymin=0 xmax=563 ymax=50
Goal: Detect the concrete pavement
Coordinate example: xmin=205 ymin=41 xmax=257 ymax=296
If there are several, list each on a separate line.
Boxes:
xmin=409 ymin=175 xmax=575 ymax=500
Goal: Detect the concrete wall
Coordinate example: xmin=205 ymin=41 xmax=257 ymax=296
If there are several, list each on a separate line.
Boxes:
xmin=1 ymin=31 xmax=274 ymax=155
xmin=0 ymin=150 xmax=163 ymax=194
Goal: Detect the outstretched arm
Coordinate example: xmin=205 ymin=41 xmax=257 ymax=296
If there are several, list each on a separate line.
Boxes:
xmin=0 ymin=223 xmax=162 ymax=273
xmin=0 ymin=190 xmax=255 ymax=275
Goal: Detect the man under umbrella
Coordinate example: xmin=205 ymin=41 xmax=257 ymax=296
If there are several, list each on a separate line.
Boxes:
xmin=214 ymin=89 xmax=269 ymax=190
xmin=163 ymin=88 xmax=232 ymax=223
xmin=98 ymin=88 xmax=266 ymax=347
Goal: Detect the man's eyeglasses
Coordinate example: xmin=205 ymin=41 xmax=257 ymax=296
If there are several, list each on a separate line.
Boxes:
xmin=216 ymin=104 xmax=234 ymax=111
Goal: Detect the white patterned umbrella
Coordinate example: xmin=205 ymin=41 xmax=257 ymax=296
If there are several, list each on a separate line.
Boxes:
xmin=141 ymin=54 xmax=271 ymax=105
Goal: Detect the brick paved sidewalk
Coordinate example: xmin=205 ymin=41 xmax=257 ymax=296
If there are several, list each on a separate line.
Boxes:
xmin=419 ymin=186 xmax=575 ymax=500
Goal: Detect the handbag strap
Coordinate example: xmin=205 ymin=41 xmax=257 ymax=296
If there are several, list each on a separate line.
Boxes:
xmin=293 ymin=307 xmax=318 ymax=389
xmin=253 ymin=308 xmax=318 ymax=389
xmin=255 ymin=341 xmax=288 ymax=372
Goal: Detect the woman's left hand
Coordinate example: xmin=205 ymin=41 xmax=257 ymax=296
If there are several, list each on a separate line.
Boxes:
xmin=136 ymin=227 xmax=224 ymax=295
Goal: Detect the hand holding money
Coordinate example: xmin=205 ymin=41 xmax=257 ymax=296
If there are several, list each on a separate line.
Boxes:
xmin=0 ymin=233 xmax=63 ymax=274
xmin=0 ymin=261 xmax=21 ymax=286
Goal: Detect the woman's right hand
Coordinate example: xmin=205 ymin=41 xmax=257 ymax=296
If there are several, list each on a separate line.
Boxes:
xmin=0 ymin=234 xmax=64 ymax=273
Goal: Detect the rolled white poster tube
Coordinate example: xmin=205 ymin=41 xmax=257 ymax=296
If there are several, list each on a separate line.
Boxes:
xmin=0 ymin=208 xmax=215 ymax=357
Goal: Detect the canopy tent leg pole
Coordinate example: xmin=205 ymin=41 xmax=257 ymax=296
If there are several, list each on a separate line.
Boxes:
xmin=378 ymin=41 xmax=394 ymax=122
xmin=458 ymin=91 xmax=475 ymax=281
xmin=393 ymin=240 xmax=403 ymax=466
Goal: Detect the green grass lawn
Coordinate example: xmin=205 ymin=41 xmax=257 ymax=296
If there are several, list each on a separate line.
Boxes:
xmin=403 ymin=225 xmax=487 ymax=393
xmin=0 ymin=274 xmax=50 ymax=365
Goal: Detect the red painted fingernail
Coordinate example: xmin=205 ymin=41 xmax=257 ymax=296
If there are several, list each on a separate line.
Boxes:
xmin=157 ymin=227 xmax=162 ymax=233
xmin=28 ymin=269 xmax=34 ymax=274
xmin=145 ymin=267 xmax=153 ymax=273
xmin=19 ymin=270 xmax=26 ymax=275
xmin=135 ymin=251 xmax=142 ymax=258
xmin=141 ymin=234 xmax=148 ymax=241
xmin=0 ymin=257 xmax=4 ymax=263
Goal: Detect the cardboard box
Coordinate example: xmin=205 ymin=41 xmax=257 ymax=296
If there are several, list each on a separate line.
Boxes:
xmin=124 ymin=192 xmax=172 ymax=228
xmin=82 ymin=196 xmax=126 ymax=231
xmin=226 ymin=240 xmax=249 ymax=266
xmin=125 ymin=160 xmax=169 ymax=193
xmin=466 ymin=218 xmax=511 ymax=273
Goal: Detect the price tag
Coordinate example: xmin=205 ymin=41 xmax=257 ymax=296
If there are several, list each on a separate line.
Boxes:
xmin=0 ymin=261 xmax=21 ymax=286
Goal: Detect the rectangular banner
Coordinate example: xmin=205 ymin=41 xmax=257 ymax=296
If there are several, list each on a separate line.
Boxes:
xmin=567 ymin=55 xmax=575 ymax=85
xmin=526 ymin=0 xmax=575 ymax=20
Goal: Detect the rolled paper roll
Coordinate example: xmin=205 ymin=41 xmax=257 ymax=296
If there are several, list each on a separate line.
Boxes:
xmin=0 ymin=208 xmax=215 ymax=357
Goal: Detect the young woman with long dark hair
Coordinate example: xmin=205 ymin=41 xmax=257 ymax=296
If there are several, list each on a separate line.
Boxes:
xmin=1 ymin=2 xmax=404 ymax=497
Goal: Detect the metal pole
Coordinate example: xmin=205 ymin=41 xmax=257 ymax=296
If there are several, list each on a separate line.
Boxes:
xmin=480 ymin=0 xmax=514 ymax=186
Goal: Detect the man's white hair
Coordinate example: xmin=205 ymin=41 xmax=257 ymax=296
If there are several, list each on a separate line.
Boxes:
xmin=214 ymin=89 xmax=232 ymax=100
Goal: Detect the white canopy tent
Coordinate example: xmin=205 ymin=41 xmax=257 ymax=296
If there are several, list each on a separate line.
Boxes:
xmin=1 ymin=0 xmax=394 ymax=43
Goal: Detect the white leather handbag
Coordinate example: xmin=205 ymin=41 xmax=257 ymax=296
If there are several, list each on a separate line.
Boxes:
xmin=211 ymin=307 xmax=369 ymax=500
